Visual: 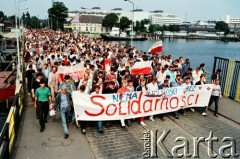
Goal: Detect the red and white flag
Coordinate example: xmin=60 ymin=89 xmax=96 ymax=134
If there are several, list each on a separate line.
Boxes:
xmin=148 ymin=41 xmax=163 ymax=54
xmin=131 ymin=61 xmax=152 ymax=75
xmin=104 ymin=58 xmax=111 ymax=72
xmin=57 ymin=63 xmax=85 ymax=83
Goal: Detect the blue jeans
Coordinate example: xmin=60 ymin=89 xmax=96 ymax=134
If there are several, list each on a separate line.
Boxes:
xmin=201 ymin=107 xmax=207 ymax=113
xmin=98 ymin=121 xmax=103 ymax=131
xmin=208 ymin=96 xmax=219 ymax=114
xmin=60 ymin=107 xmax=69 ymax=134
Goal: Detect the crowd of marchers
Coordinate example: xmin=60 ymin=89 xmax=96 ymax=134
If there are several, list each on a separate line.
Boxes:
xmin=24 ymin=29 xmax=222 ymax=139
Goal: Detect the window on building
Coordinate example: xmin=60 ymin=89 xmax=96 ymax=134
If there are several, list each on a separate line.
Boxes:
xmin=94 ymin=27 xmax=96 ymax=32
xmin=74 ymin=27 xmax=76 ymax=30
xmin=86 ymin=27 xmax=88 ymax=31
xmin=79 ymin=27 xmax=81 ymax=31
xmin=90 ymin=27 xmax=92 ymax=31
xmin=106 ymin=28 xmax=108 ymax=32
xmin=101 ymin=27 xmax=103 ymax=32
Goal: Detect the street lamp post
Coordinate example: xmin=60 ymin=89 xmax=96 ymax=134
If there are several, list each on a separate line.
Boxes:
xmin=15 ymin=0 xmax=21 ymax=87
xmin=15 ymin=0 xmax=26 ymax=87
xmin=124 ymin=0 xmax=134 ymax=47
xmin=19 ymin=8 xmax=28 ymax=39
xmin=18 ymin=0 xmax=27 ymax=25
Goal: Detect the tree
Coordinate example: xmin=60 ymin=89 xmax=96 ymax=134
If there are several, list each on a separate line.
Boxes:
xmin=169 ymin=25 xmax=180 ymax=31
xmin=48 ymin=1 xmax=68 ymax=30
xmin=119 ymin=16 xmax=131 ymax=31
xmin=29 ymin=16 xmax=40 ymax=29
xmin=24 ymin=11 xmax=31 ymax=28
xmin=134 ymin=21 xmax=140 ymax=32
xmin=148 ymin=24 xmax=161 ymax=33
xmin=162 ymin=25 xmax=168 ymax=31
xmin=215 ymin=21 xmax=230 ymax=35
xmin=102 ymin=13 xmax=119 ymax=29
xmin=0 ymin=11 xmax=4 ymax=22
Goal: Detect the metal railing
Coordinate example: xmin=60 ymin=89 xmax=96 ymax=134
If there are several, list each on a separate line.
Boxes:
xmin=0 ymin=84 xmax=24 ymax=159
xmin=212 ymin=56 xmax=240 ymax=102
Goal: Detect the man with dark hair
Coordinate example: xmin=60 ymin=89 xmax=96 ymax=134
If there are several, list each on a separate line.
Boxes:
xmin=182 ymin=67 xmax=192 ymax=78
xmin=93 ymin=65 xmax=106 ymax=83
xmin=196 ymin=75 xmax=207 ymax=116
xmin=199 ymin=63 xmax=205 ymax=75
xmin=181 ymin=59 xmax=190 ymax=75
xmin=211 ymin=69 xmax=221 ymax=84
xmin=31 ymin=72 xmax=43 ymax=99
xmin=59 ymin=75 xmax=76 ymax=93
xmin=26 ymin=64 xmax=35 ymax=95
xmin=91 ymin=85 xmax=104 ymax=133
xmin=34 ymin=79 xmax=52 ymax=132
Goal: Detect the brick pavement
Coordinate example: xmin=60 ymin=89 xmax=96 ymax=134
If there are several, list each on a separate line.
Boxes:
xmin=168 ymin=110 xmax=240 ymax=159
xmin=83 ymin=109 xmax=240 ymax=159
xmin=14 ymin=96 xmax=240 ymax=159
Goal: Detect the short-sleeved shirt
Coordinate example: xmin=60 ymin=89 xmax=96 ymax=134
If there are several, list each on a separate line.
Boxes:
xmin=35 ymin=87 xmax=51 ymax=102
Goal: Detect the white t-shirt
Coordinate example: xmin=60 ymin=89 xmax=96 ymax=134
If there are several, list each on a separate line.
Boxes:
xmin=147 ymin=82 xmax=158 ymax=92
xmin=212 ymin=84 xmax=221 ymax=96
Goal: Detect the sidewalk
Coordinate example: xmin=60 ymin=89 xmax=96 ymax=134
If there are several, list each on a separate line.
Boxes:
xmin=13 ymin=97 xmax=95 ymax=159
xmin=208 ymin=97 xmax=240 ymax=124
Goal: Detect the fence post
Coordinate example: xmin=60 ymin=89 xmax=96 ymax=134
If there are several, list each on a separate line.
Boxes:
xmin=212 ymin=56 xmax=217 ymax=73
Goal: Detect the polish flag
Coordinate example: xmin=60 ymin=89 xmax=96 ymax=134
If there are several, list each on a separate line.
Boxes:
xmin=104 ymin=58 xmax=111 ymax=72
xmin=57 ymin=63 xmax=85 ymax=83
xmin=131 ymin=61 xmax=152 ymax=75
xmin=148 ymin=41 xmax=163 ymax=54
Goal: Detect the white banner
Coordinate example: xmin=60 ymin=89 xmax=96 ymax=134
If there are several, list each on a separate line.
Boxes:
xmin=72 ymin=85 xmax=213 ymax=121
xmin=57 ymin=63 xmax=85 ymax=74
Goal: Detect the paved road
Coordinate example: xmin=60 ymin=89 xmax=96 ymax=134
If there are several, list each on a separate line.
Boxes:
xmin=13 ymin=96 xmax=240 ymax=159
xmin=13 ymin=97 xmax=95 ymax=159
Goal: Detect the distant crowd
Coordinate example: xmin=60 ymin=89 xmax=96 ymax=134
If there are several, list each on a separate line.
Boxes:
xmin=24 ymin=29 xmax=222 ymax=139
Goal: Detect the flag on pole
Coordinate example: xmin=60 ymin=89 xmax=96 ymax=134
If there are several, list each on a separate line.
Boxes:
xmin=148 ymin=41 xmax=163 ymax=54
xmin=131 ymin=61 xmax=152 ymax=75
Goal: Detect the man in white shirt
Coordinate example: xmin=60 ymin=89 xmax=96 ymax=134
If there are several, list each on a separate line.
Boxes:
xmin=146 ymin=76 xmax=158 ymax=121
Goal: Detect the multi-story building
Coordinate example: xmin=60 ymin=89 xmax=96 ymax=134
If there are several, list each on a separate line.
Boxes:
xmin=219 ymin=15 xmax=240 ymax=28
xmin=64 ymin=8 xmax=182 ymax=32
xmin=64 ymin=13 xmax=109 ymax=33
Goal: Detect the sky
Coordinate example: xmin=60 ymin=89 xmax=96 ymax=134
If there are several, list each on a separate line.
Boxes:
xmin=0 ymin=0 xmax=240 ymax=21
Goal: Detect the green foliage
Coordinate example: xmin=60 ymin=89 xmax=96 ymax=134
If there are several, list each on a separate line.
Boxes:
xmin=29 ymin=16 xmax=41 ymax=29
xmin=215 ymin=21 xmax=230 ymax=35
xmin=119 ymin=16 xmax=131 ymax=31
xmin=22 ymin=11 xmax=31 ymax=27
xmin=169 ymin=25 xmax=180 ymax=31
xmin=134 ymin=21 xmax=140 ymax=32
xmin=0 ymin=11 xmax=4 ymax=22
xmin=162 ymin=25 xmax=168 ymax=31
xmin=149 ymin=24 xmax=162 ymax=33
xmin=102 ymin=13 xmax=119 ymax=28
xmin=134 ymin=19 xmax=149 ymax=32
xmin=48 ymin=1 xmax=68 ymax=30
xmin=21 ymin=12 xmax=40 ymax=29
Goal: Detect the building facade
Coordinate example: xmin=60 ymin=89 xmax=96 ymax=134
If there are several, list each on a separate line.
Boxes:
xmin=219 ymin=15 xmax=240 ymax=28
xmin=151 ymin=13 xmax=182 ymax=26
xmin=65 ymin=8 xmax=182 ymax=32
xmin=64 ymin=13 xmax=110 ymax=33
